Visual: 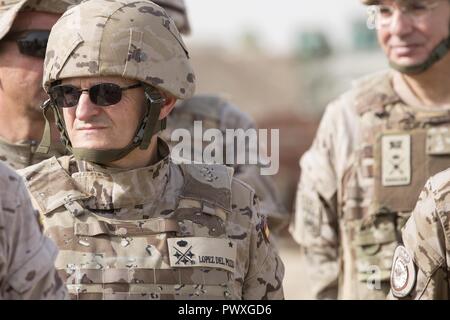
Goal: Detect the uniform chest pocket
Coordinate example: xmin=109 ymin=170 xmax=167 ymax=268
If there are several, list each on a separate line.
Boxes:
xmin=353 ymin=214 xmax=400 ymax=283
xmin=70 ymin=220 xmax=237 ymax=299
xmin=166 ymin=236 xmax=238 ymax=298
xmin=72 ymin=217 xmax=180 ymax=269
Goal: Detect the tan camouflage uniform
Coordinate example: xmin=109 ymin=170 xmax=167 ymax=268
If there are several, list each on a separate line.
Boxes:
xmin=0 ymin=162 xmax=66 ymax=299
xmin=388 ymin=169 xmax=450 ymax=300
xmin=290 ymin=70 xmax=450 ymax=299
xmin=0 ymin=138 xmax=67 ymax=170
xmin=0 ymin=0 xmax=81 ymax=170
xmin=19 ymin=139 xmax=284 ymax=300
xmin=155 ymin=0 xmax=288 ymax=229
xmin=17 ymin=0 xmax=284 ymax=300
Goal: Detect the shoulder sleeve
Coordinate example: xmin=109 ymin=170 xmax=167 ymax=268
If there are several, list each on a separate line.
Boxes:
xmin=230 ymin=178 xmax=285 ymax=300
xmin=0 ymin=168 xmax=67 ymax=300
xmin=389 ymin=173 xmax=449 ymax=300
xmin=290 ymin=94 xmax=359 ymax=299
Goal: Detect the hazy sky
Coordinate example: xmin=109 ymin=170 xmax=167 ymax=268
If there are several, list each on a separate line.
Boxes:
xmin=184 ymin=0 xmax=368 ymax=54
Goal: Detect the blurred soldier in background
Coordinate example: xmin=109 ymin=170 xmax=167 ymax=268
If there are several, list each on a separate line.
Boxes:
xmin=155 ymin=0 xmax=289 ymax=233
xmin=0 ymin=162 xmax=65 ymax=299
xmin=290 ymin=0 xmax=450 ymax=299
xmin=0 ymin=0 xmax=83 ymax=170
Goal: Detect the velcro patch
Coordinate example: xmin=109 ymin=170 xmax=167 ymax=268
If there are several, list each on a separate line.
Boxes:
xmin=382 ymin=134 xmax=411 ymax=187
xmin=167 ymin=237 xmax=236 ymax=273
xmin=298 ymin=191 xmax=322 ymax=237
xmin=426 ymin=127 xmax=450 ymax=155
xmin=391 ymin=245 xmax=416 ymax=298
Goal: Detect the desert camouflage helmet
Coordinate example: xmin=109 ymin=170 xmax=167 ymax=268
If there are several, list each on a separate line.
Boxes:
xmin=0 ymin=0 xmax=81 ymax=40
xmin=43 ymin=0 xmax=194 ymax=99
xmin=39 ymin=0 xmax=196 ymax=165
xmin=153 ymin=0 xmax=191 ymax=35
xmin=361 ymin=0 xmax=450 ymax=74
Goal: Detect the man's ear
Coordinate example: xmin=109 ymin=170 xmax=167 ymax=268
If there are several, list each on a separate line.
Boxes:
xmin=158 ymin=94 xmax=177 ymax=120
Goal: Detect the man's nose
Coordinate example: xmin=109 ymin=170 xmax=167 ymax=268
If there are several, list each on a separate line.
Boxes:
xmin=75 ymin=92 xmax=102 ymax=121
xmin=389 ymin=9 xmax=414 ymax=37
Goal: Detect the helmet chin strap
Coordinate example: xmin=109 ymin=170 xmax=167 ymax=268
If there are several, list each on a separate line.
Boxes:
xmin=37 ymin=85 xmax=167 ymax=165
xmin=389 ymin=34 xmax=450 ymax=75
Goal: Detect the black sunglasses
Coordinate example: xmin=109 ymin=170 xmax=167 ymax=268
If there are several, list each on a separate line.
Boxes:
xmin=48 ymin=83 xmax=142 ymax=108
xmin=3 ymin=30 xmax=49 ymax=59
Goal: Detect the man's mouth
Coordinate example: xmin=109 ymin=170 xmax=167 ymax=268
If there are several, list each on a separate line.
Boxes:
xmin=390 ymin=44 xmax=422 ymax=56
xmin=76 ymin=126 xmax=108 ymax=131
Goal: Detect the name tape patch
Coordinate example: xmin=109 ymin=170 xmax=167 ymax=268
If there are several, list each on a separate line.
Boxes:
xmin=167 ymin=237 xmax=237 ymax=272
xmin=426 ymin=127 xmax=450 ymax=155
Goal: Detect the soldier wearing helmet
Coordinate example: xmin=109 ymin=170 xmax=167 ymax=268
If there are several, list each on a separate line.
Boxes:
xmin=0 ymin=0 xmax=83 ymax=170
xmin=154 ymin=0 xmax=289 ymax=234
xmin=382 ymin=0 xmax=450 ymax=301
xmin=290 ymin=0 xmax=450 ymax=299
xmin=0 ymin=161 xmax=66 ymax=299
xmin=19 ymin=0 xmax=284 ymax=300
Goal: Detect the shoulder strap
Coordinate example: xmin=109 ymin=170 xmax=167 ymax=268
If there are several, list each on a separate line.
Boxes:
xmin=351 ymin=71 xmax=401 ymax=116
xmin=19 ymin=156 xmax=90 ymax=215
xmin=178 ymin=163 xmax=234 ymax=217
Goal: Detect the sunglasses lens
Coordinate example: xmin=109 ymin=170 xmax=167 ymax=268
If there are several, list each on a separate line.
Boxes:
xmin=50 ymin=85 xmax=81 ymax=108
xmin=90 ymin=83 xmax=122 ymax=106
xmin=49 ymin=83 xmax=139 ymax=108
xmin=17 ymin=31 xmax=49 ymax=59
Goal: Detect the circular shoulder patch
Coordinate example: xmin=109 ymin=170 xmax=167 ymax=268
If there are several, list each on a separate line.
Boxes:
xmin=391 ymin=245 xmax=416 ymax=298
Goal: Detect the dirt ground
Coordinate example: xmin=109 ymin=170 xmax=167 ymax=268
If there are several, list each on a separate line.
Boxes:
xmin=276 ymin=236 xmax=309 ymax=300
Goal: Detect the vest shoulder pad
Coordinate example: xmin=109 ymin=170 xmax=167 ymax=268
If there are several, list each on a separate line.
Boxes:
xmin=18 ymin=156 xmax=89 ymax=214
xmin=179 ymin=163 xmax=234 ymax=212
xmin=230 ymin=177 xmax=257 ymax=216
xmin=349 ymin=70 xmax=400 ymax=116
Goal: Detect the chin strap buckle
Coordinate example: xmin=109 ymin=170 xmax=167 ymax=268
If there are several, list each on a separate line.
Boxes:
xmin=36 ymin=99 xmax=53 ymax=154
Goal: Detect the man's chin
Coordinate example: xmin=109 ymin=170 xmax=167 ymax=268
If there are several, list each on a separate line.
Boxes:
xmin=72 ymin=144 xmax=109 ymax=150
xmin=389 ymin=56 xmax=428 ymax=68
xmin=389 ymin=48 xmax=428 ymax=64
xmin=71 ymin=142 xmax=126 ymax=150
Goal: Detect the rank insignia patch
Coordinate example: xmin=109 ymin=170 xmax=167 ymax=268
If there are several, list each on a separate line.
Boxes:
xmin=382 ymin=134 xmax=411 ymax=187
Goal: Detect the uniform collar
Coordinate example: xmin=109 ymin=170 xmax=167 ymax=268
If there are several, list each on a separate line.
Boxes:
xmin=70 ymin=139 xmax=171 ymax=210
xmin=354 ymin=71 xmax=402 ymax=116
xmin=393 ymin=71 xmax=450 ymax=113
xmin=353 ymin=71 xmax=450 ymax=123
xmin=0 ymin=137 xmax=67 ymax=169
